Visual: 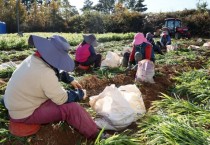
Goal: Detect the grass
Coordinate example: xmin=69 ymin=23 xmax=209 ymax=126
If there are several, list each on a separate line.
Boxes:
xmin=172 ymin=69 xmax=210 ymax=104
xmin=0 ymin=50 xmax=34 ymax=63
xmin=137 ymin=93 xmax=210 ymax=144
xmin=151 ymin=94 xmax=210 ymax=127
xmin=155 ymin=49 xmax=198 ymax=65
xmin=0 ymin=83 xmax=7 ymax=95
xmin=93 ymin=67 xmax=125 ymax=79
xmin=0 ymin=67 xmax=15 ymax=78
xmin=95 ymin=128 xmax=139 ymax=145
xmin=0 ymin=33 xmax=135 ymax=51
xmin=137 ymin=114 xmax=210 ymax=145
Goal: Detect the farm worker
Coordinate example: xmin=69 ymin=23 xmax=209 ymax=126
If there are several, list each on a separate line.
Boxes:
xmin=75 ymin=34 xmax=102 ymax=69
xmin=146 ymin=32 xmax=164 ymax=55
xmin=158 ymin=31 xmax=171 ymax=48
xmin=123 ymin=32 xmax=155 ymax=69
xmin=3 ymin=35 xmax=99 ymax=139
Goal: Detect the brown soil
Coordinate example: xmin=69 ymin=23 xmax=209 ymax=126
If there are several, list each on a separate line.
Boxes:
xmin=78 ymin=74 xmax=134 ymax=97
xmin=78 ymin=70 xmax=174 ymax=110
xmin=0 ymin=79 xmax=7 ymax=86
xmin=29 ymin=123 xmax=87 ymax=145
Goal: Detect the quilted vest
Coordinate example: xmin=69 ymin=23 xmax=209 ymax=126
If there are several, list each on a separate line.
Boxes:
xmin=75 ymin=43 xmax=91 ymax=62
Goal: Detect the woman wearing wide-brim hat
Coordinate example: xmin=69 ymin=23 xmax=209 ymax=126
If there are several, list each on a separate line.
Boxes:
xmin=75 ymin=34 xmax=102 ymax=69
xmin=3 ymin=35 xmax=99 ymax=139
xmin=122 ymin=32 xmax=155 ymax=69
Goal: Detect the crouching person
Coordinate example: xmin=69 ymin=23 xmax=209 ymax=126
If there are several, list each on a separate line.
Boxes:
xmin=157 ymin=31 xmax=171 ymax=49
xmin=146 ymin=32 xmax=164 ymax=55
xmin=75 ymin=34 xmax=102 ymax=69
xmin=124 ymin=32 xmax=155 ymax=70
xmin=3 ymin=35 xmax=99 ymax=139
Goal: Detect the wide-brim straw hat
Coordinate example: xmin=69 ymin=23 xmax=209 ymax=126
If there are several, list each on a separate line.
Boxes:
xmin=28 ymin=35 xmax=75 ymax=72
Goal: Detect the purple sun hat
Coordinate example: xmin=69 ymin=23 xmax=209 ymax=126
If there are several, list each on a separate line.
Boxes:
xmin=83 ymin=34 xmax=98 ymax=47
xmin=29 ymin=35 xmax=75 ymax=72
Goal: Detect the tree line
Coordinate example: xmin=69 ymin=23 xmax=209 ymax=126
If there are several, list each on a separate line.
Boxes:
xmin=0 ymin=0 xmax=209 ymax=37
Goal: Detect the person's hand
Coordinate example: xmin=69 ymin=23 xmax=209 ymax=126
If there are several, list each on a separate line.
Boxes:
xmin=82 ymin=89 xmax=88 ymax=100
xmin=71 ymin=80 xmax=82 ymax=89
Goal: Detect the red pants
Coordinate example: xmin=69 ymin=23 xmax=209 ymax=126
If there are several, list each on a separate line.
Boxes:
xmin=10 ymin=100 xmax=99 ymax=139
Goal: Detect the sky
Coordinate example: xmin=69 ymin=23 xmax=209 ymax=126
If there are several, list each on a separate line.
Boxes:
xmin=69 ymin=0 xmax=210 ymax=13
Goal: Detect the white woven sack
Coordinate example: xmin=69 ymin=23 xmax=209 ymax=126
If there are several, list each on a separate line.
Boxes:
xmin=203 ymin=42 xmax=210 ymax=49
xmin=188 ymin=45 xmax=200 ymax=50
xmin=89 ymin=84 xmax=146 ymax=130
xmin=135 ymin=59 xmax=155 ymax=83
xmin=167 ymin=44 xmax=178 ymax=52
xmin=101 ymin=51 xmax=121 ymax=68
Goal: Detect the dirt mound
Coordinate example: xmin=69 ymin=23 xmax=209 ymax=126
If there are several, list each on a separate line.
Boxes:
xmin=29 ymin=123 xmax=86 ymax=145
xmin=78 ymin=70 xmax=174 ymax=110
xmin=78 ymin=74 xmax=134 ymax=97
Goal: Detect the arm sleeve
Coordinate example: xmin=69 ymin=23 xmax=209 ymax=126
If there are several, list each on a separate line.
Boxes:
xmin=145 ymin=44 xmax=152 ymax=60
xmin=167 ymin=36 xmax=171 ymax=44
xmin=41 ymin=69 xmax=68 ymax=105
xmin=59 ymin=71 xmax=74 ymax=84
xmin=129 ymin=46 xmax=135 ymax=62
xmin=151 ymin=38 xmax=155 ymax=45
xmin=66 ymin=89 xmax=84 ymax=103
xmin=89 ymin=46 xmax=96 ymax=55
xmin=160 ymin=37 xmax=164 ymax=46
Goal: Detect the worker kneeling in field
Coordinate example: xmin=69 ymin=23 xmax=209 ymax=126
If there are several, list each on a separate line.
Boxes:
xmin=122 ymin=32 xmax=155 ymax=69
xmin=75 ymin=34 xmax=102 ymax=69
xmin=3 ymin=35 xmax=99 ymax=139
xmin=146 ymin=32 xmax=164 ymax=55
xmin=157 ymin=31 xmax=171 ymax=49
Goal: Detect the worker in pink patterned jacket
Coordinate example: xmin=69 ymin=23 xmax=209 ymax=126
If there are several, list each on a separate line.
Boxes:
xmin=75 ymin=34 xmax=102 ymax=69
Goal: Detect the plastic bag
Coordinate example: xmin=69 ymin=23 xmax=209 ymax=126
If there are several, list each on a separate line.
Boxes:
xmin=188 ymin=45 xmax=200 ymax=50
xmin=101 ymin=51 xmax=122 ymax=68
xmin=167 ymin=44 xmax=178 ymax=52
xmin=135 ymin=59 xmax=155 ymax=83
xmin=203 ymin=42 xmax=210 ymax=49
xmin=0 ymin=61 xmax=17 ymax=70
xmin=89 ymin=84 xmax=146 ymax=131
xmin=118 ymin=85 xmax=146 ymax=119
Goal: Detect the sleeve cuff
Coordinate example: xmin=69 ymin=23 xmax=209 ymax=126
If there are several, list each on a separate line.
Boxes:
xmin=66 ymin=89 xmax=84 ymax=103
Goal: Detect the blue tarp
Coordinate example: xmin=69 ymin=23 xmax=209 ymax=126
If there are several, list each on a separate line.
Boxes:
xmin=0 ymin=21 xmax=6 ymax=34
